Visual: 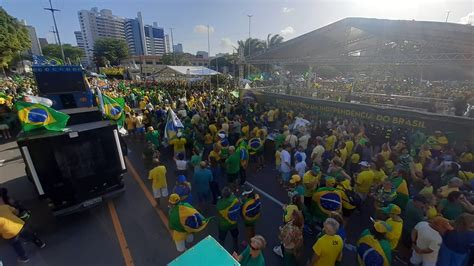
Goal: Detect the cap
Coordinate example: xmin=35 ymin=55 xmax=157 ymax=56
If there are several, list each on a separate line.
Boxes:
xmin=177 ymin=132 xmax=182 ymax=137
xmin=430 ymin=216 xmax=454 ymax=231
xmin=325 ymin=176 xmax=336 ymax=186
xmin=359 ymin=161 xmax=370 ymax=167
xmin=283 ymin=204 xmax=299 ymax=222
xmin=380 ymin=204 xmax=401 ymax=215
xmin=168 ymin=193 xmax=181 ymax=204
xmin=241 ymin=185 xmax=254 ymax=196
xmin=359 ymin=138 xmax=368 ymax=145
xmin=218 ymin=133 xmax=226 ymax=139
xmin=374 ymin=221 xmax=392 ymax=233
xmin=290 ymin=175 xmax=302 ymax=184
xmin=311 ymin=166 xmax=321 ymax=173
xmin=0 ymin=98 xmax=5 ymax=105
xmin=295 ymin=153 xmax=303 ymax=162
xmin=178 ymin=175 xmax=186 ymax=183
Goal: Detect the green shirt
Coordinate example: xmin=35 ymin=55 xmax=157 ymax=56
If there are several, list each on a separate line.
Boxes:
xmin=274 ymin=134 xmax=285 ymax=149
xmin=440 ymin=199 xmax=465 ymax=221
xmin=216 ymin=195 xmax=238 ymax=231
xmin=225 ymin=152 xmax=241 ymax=174
xmin=145 ymin=131 xmax=160 ymax=149
xmin=240 ymin=246 xmax=265 ymax=266
xmin=403 ymin=200 xmax=424 ymax=233
xmin=191 ymin=154 xmax=202 ymax=170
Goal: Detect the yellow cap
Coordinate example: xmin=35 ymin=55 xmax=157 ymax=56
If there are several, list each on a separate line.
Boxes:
xmin=284 ymin=204 xmax=299 ymax=222
xmin=290 ymin=175 xmax=301 ymax=184
xmin=168 ymin=193 xmax=180 ymax=204
xmin=351 ymin=154 xmax=360 ymax=163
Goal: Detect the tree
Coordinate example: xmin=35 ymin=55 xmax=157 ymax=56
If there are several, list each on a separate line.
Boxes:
xmin=0 ymin=8 xmax=30 ymax=69
xmin=161 ymin=53 xmax=191 ymax=66
xmin=42 ymin=44 xmax=84 ymax=64
xmin=265 ymin=34 xmax=284 ymax=50
xmin=93 ymin=38 xmax=129 ymax=66
xmin=236 ymin=38 xmax=265 ymax=57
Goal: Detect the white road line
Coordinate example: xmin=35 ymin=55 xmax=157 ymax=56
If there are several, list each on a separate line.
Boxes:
xmin=245 ymin=181 xmax=284 ymax=207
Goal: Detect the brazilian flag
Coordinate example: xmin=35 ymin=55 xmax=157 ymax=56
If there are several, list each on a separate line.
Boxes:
xmin=242 ymin=194 xmax=261 ymax=225
xmin=102 ymin=94 xmax=125 ymax=127
xmin=15 ymin=101 xmax=69 ymax=132
xmin=169 ymin=202 xmax=211 ymax=233
xmin=312 ymin=187 xmax=342 ymax=221
xmin=217 ymin=196 xmax=241 ymax=228
xmin=357 ymin=230 xmax=391 ymax=266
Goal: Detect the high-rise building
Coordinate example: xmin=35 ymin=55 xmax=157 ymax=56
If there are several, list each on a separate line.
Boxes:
xmin=38 ymin=38 xmax=49 ymax=49
xmin=164 ymin=34 xmax=171 ymax=53
xmin=77 ymin=8 xmax=126 ymax=64
xmin=196 ymin=51 xmax=208 ymax=59
xmin=20 ymin=20 xmax=42 ymax=55
xmin=74 ymin=31 xmax=85 ymax=51
xmin=173 ymin=43 xmax=183 ymax=54
xmin=125 ymin=12 xmax=166 ymax=56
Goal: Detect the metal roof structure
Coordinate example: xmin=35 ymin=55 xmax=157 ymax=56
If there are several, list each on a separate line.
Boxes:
xmin=248 ymin=17 xmax=474 ymax=66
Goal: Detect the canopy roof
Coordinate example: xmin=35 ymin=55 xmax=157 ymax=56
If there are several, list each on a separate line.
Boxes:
xmin=249 ymin=17 xmax=474 ymax=66
xmin=160 ymin=66 xmax=219 ymax=76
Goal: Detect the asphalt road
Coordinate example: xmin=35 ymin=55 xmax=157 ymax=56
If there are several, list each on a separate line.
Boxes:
xmin=0 ymin=137 xmax=407 ymax=266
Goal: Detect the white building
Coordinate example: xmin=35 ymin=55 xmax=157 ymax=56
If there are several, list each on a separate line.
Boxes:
xmin=77 ymin=8 xmax=126 ymax=65
xmin=20 ymin=20 xmax=42 ymax=56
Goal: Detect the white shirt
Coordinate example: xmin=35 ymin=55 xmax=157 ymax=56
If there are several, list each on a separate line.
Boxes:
xmin=294 ymin=151 xmax=307 ymax=163
xmin=311 ymin=145 xmax=325 ymax=164
xmin=286 ymin=134 xmax=298 ymax=148
xmin=176 ymin=160 xmax=188 ymax=170
xmin=295 ymin=161 xmax=307 ymax=177
xmin=298 ymin=134 xmax=311 ymax=150
xmin=280 ymin=150 xmax=291 ymax=173
xmin=414 ymin=221 xmax=442 ymax=263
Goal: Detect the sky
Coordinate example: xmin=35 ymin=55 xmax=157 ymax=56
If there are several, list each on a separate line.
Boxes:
xmin=1 ymin=0 xmax=473 ymax=56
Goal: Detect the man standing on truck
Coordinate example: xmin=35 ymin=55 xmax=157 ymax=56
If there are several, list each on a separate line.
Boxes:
xmin=0 ymin=197 xmax=45 ymax=263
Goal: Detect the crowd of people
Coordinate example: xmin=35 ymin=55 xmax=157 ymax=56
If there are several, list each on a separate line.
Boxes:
xmin=109 ymin=77 xmax=473 ymax=265
xmin=0 ymin=74 xmax=473 ymax=265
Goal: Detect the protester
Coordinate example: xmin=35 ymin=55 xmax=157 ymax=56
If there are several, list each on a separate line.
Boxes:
xmin=216 ymin=187 xmax=240 ymax=252
xmin=193 ymin=161 xmax=213 ymax=210
xmin=232 ymin=235 xmax=266 ymax=266
xmin=148 ymin=159 xmax=168 ymax=207
xmin=437 ymin=213 xmax=474 ymax=266
xmin=309 ymin=218 xmax=343 ymax=266
xmin=0 ymin=198 xmax=45 ymax=262
xmin=241 ymin=186 xmax=262 ymax=242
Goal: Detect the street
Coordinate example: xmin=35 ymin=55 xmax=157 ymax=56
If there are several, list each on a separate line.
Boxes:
xmin=0 ymin=137 xmax=403 ymax=266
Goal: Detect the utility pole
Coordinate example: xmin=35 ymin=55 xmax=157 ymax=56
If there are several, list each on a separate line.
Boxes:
xmin=445 ymin=10 xmax=451 ymax=22
xmin=169 ymin=28 xmax=177 ymax=65
xmin=50 ymin=27 xmax=58 ymax=45
xmin=247 ymin=15 xmax=253 ymax=78
xmin=207 ymin=25 xmax=211 ymax=71
xmin=44 ymin=0 xmax=65 ymax=62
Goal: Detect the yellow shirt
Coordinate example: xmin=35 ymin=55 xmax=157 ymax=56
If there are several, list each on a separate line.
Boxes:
xmin=275 ymin=150 xmax=281 ymax=167
xmin=339 ymin=148 xmax=348 ymax=165
xmin=426 ymin=206 xmax=438 ymax=219
xmin=125 ymin=117 xmax=135 ymax=130
xmin=386 ymin=218 xmax=403 ymax=250
xmin=373 ymin=169 xmax=387 ymax=184
xmin=242 ymin=125 xmax=250 ymax=138
xmin=204 ymin=133 xmax=213 ymax=145
xmin=433 ymin=136 xmax=448 ymax=150
xmin=419 ymin=150 xmax=432 ymax=165
xmin=148 ymin=165 xmax=167 ymax=189
xmin=325 ymin=135 xmax=337 ymax=151
xmin=0 ymin=205 xmax=24 ymax=239
xmin=169 ymin=138 xmax=187 ymax=153
xmin=139 ymin=100 xmax=147 ymax=110
xmin=267 ymin=110 xmax=275 ymax=122
xmin=460 ymin=152 xmax=473 ymax=163
xmin=303 ymin=171 xmax=321 ymax=197
xmin=209 ymin=124 xmax=218 ymax=135
xmin=438 ymin=186 xmax=459 ymax=198
xmin=209 ymin=150 xmax=221 ymax=162
xmin=355 ymin=170 xmax=375 ymax=193
xmin=345 ymin=140 xmax=354 ymax=155
xmin=312 ymin=234 xmax=343 ymax=266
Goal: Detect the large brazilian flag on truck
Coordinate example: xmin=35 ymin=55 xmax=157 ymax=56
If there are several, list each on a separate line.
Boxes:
xmin=15 ymin=101 xmax=70 ymax=132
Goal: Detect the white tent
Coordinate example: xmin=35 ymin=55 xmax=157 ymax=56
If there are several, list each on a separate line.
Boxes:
xmin=160 ymin=66 xmax=219 ymax=76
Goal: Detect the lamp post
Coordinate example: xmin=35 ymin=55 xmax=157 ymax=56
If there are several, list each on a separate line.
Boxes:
xmin=247 ymin=14 xmax=253 ymax=79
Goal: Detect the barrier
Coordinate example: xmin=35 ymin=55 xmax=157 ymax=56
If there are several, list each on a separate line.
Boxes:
xmin=242 ymin=88 xmax=474 ymax=145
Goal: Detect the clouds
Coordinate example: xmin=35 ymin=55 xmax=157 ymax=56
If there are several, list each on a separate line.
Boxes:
xmin=194 ymin=25 xmax=214 ymax=34
xmin=220 ymin=38 xmax=235 ymax=50
xmin=460 ymin=12 xmax=474 ymax=25
xmin=282 ymin=7 xmax=294 ymax=13
xmin=280 ymin=26 xmax=295 ymax=36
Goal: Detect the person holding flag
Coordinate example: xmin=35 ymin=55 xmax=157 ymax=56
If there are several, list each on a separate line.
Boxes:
xmin=216 ymin=187 xmax=241 ymax=252
xmin=357 ymin=220 xmax=393 ymax=266
xmin=241 ymin=186 xmax=262 ymax=242
xmin=168 ymin=193 xmax=211 ymax=252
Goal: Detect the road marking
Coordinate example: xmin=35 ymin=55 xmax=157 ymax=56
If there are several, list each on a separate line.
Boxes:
xmin=108 ymin=201 xmax=134 ymax=266
xmin=245 ymin=181 xmax=284 ymax=207
xmin=124 ymin=157 xmax=171 ymax=235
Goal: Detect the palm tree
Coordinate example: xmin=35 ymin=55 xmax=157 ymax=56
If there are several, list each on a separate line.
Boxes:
xmin=265 ymin=34 xmax=284 ymax=50
xmin=236 ymin=38 xmax=266 ymax=57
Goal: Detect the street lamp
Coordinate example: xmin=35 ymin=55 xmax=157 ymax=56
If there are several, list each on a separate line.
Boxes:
xmin=247 ymin=14 xmax=253 ymax=78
